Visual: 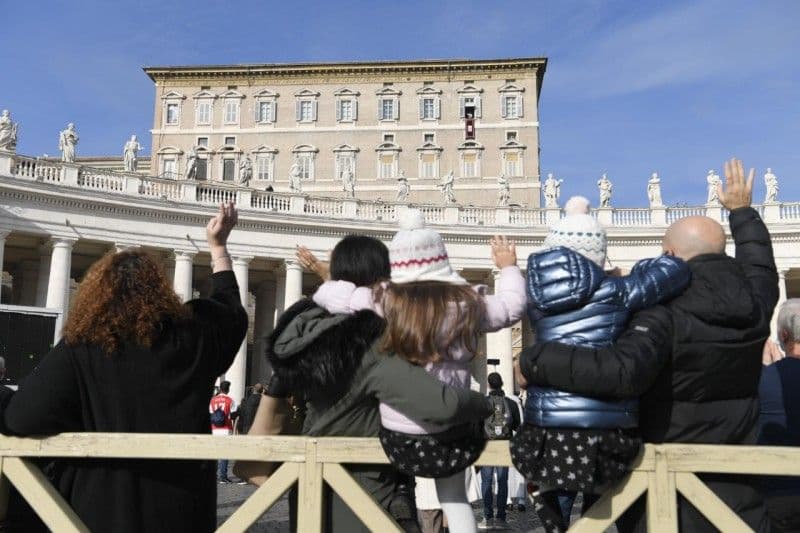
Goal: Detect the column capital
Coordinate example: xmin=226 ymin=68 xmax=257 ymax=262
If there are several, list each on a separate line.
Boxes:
xmin=49 ymin=236 xmax=77 ymax=248
xmin=284 ymin=258 xmax=303 ymax=272
xmin=0 ymin=229 xmax=10 ymax=240
xmin=114 ymin=243 xmax=140 ymax=253
xmin=173 ymin=249 xmax=196 ymax=260
xmin=232 ymin=256 xmax=254 ymax=267
xmin=778 ymin=268 xmax=790 ymax=279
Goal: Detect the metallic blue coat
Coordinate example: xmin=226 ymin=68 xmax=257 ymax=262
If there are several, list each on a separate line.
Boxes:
xmin=525 ymin=247 xmax=690 ymax=429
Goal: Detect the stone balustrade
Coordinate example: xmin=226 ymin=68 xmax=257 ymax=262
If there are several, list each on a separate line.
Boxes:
xmin=3 ymin=151 xmax=799 ymax=227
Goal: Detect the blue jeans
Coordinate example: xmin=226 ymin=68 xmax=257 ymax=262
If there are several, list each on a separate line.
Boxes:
xmin=481 ymin=466 xmax=509 ymax=520
xmin=218 ymin=459 xmax=229 ymax=481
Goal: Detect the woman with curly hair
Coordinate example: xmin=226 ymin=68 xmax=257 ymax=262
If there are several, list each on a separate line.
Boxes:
xmin=0 ymin=202 xmax=248 ymax=533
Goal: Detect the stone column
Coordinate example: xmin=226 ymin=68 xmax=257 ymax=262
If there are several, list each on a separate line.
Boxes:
xmin=46 ymin=238 xmax=76 ymax=341
xmin=772 ymin=268 xmax=790 ymax=338
xmin=0 ymin=230 xmax=8 ymax=303
xmin=274 ymin=267 xmax=286 ymax=326
xmin=35 ymin=243 xmax=52 ymax=306
xmin=252 ymin=280 xmax=278 ymax=384
xmin=227 ymin=256 xmax=252 ymax=404
xmin=173 ymin=251 xmax=195 ymax=303
xmin=284 ymin=259 xmax=304 ymax=308
xmin=114 ymin=243 xmax=140 ymax=253
xmin=484 ymin=269 xmax=515 ymax=395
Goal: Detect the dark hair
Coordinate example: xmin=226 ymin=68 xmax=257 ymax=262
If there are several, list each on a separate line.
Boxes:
xmin=219 ymin=381 xmax=231 ymax=393
xmin=487 ymin=372 xmax=503 ymax=390
xmin=330 ymin=235 xmax=390 ymax=286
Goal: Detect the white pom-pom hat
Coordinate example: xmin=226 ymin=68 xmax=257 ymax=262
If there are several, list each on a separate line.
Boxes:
xmin=543 ymin=196 xmax=608 ymax=267
xmin=389 ymin=209 xmax=467 ymax=285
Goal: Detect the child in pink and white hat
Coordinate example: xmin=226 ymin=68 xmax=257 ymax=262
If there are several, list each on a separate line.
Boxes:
xmin=313 ymin=208 xmax=526 ymax=532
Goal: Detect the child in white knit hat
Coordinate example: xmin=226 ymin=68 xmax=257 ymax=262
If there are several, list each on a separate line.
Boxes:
xmin=513 ymin=196 xmax=690 ymax=532
xmin=313 ymin=208 xmax=527 ymax=533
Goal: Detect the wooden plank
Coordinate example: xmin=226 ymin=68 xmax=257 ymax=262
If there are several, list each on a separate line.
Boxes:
xmin=646 ymin=448 xmax=678 ymax=533
xmin=2 ymin=457 xmax=89 ymax=532
xmin=0 ymin=457 xmax=9 ymax=520
xmin=675 ymin=472 xmax=753 ymax=532
xmin=568 ymin=471 xmax=649 ymax=533
xmin=663 ymin=444 xmax=800 ymax=476
xmin=216 ymin=462 xmax=299 ymax=533
xmin=297 ymin=439 xmax=323 ymax=532
xmin=323 ymin=463 xmax=402 ymax=533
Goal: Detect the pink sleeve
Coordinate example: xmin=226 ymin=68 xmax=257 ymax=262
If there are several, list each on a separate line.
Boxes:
xmin=312 ymin=280 xmax=383 ymax=316
xmin=480 ymin=266 xmax=527 ymax=332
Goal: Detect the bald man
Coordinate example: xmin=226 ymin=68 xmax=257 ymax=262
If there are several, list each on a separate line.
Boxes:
xmin=517 ymin=159 xmax=778 ymax=532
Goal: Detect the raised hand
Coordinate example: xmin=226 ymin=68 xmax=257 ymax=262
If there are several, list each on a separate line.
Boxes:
xmin=296 ymin=245 xmax=331 ymax=281
xmin=491 ymin=235 xmax=517 ymax=269
xmin=719 ymin=158 xmax=754 ymax=211
xmin=206 ymin=202 xmax=238 ymax=249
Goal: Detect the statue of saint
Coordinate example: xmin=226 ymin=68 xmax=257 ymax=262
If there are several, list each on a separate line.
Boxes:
xmin=396 ymin=171 xmax=410 ymax=202
xmin=439 ymin=170 xmax=456 ymax=204
xmin=647 ymin=172 xmax=663 ymax=207
xmin=0 ymin=110 xmax=19 ymax=151
xmin=497 ymin=174 xmax=511 ymax=207
xmin=543 ymin=172 xmax=563 ymax=208
xmin=706 ymin=169 xmax=721 ymax=205
xmin=184 ymin=147 xmax=198 ymax=180
xmin=58 ymin=123 xmax=79 ymax=163
xmin=239 ymin=156 xmax=253 ymax=186
xmin=764 ymin=168 xmax=779 ymax=203
xmin=123 ymin=135 xmax=142 ymax=172
xmin=597 ymin=173 xmax=613 ymax=208
xmin=289 ymin=160 xmax=303 ymax=193
xmin=342 ymin=168 xmax=355 ymax=198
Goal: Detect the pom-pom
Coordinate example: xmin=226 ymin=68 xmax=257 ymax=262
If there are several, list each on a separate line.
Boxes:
xmin=564 ymin=196 xmax=591 ymax=215
xmin=399 ymin=208 xmax=426 ymax=230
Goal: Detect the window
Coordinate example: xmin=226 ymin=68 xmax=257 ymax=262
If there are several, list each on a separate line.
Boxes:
xmin=424 ymin=133 xmax=435 ymax=143
xmin=506 ymin=131 xmax=518 ymax=141
xmin=224 ymin=136 xmax=236 ymax=146
xmin=297 ymin=153 xmax=313 ymax=180
xmin=499 ymin=83 xmax=525 ymax=120
xmin=196 ymin=101 xmax=212 ymax=125
xmin=257 ymin=101 xmax=274 ymax=123
xmin=223 ymin=100 xmax=239 ymax=124
xmin=300 ymin=101 xmax=314 ymax=122
xmin=197 ymin=137 xmax=209 ymax=147
xmin=504 ymin=152 xmax=520 ymax=176
xmin=337 ymin=99 xmax=354 ymax=122
xmin=222 ymin=159 xmax=235 ymax=181
xmin=462 ymin=153 xmax=477 ymax=178
xmin=166 ymin=104 xmax=179 ymax=125
xmin=196 ymin=158 xmax=207 ymax=181
xmin=335 ymin=153 xmax=356 ymax=180
xmin=162 ymin=158 xmax=176 ymax=179
xmin=383 ymin=133 xmax=395 ymax=143
xmin=379 ymin=154 xmax=395 ymax=179
xmin=421 ymin=98 xmax=436 ymax=119
xmin=256 ymin=155 xmax=273 ymax=181
xmin=458 ymin=85 xmax=483 ymax=119
xmin=380 ymin=99 xmax=395 ymax=121
xmin=504 ymin=96 xmax=518 ymax=119
xmin=420 ymin=153 xmax=437 ymax=179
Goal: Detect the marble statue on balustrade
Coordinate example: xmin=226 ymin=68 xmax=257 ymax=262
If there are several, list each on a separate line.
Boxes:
xmin=58 ymin=123 xmax=79 ymax=163
xmin=396 ymin=171 xmax=410 ymax=202
xmin=239 ymin=156 xmax=253 ymax=186
xmin=123 ymin=135 xmax=142 ymax=172
xmin=706 ymin=169 xmax=721 ymax=205
xmin=497 ymin=173 xmax=511 ymax=207
xmin=543 ymin=172 xmax=563 ymax=208
xmin=289 ymin=161 xmax=303 ymax=193
xmin=184 ymin=147 xmax=198 ymax=180
xmin=342 ymin=168 xmax=355 ymax=198
xmin=440 ymin=170 xmax=456 ymax=204
xmin=597 ymin=173 xmax=613 ymax=208
xmin=0 ymin=110 xmax=19 ymax=152
xmin=647 ymin=172 xmax=663 ymax=208
xmin=764 ymin=168 xmax=779 ymax=203
xmin=543 ymin=173 xmax=563 ymax=208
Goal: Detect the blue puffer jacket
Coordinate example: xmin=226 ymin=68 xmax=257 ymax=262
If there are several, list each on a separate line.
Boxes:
xmin=525 ymin=247 xmax=690 ymax=429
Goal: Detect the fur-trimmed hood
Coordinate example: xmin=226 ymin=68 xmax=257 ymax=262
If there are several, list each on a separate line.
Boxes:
xmin=265 ymin=298 xmax=385 ymax=404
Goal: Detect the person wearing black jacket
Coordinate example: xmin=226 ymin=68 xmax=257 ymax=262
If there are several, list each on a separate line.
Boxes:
xmin=516 ymin=159 xmax=778 ymax=532
xmin=0 ymin=202 xmax=248 ymax=533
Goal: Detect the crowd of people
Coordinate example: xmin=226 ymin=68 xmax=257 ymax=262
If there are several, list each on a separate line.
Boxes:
xmin=0 ymin=158 xmax=797 ymax=532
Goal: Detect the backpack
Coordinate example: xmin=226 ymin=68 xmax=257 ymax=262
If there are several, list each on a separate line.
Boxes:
xmin=483 ymin=394 xmax=512 ymax=439
xmin=210 ymin=406 xmax=226 ymax=427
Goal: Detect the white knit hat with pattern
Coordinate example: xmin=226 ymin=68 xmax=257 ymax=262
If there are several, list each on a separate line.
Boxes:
xmin=389 ymin=209 xmax=467 ymax=285
xmin=543 ymin=196 xmax=607 ymax=267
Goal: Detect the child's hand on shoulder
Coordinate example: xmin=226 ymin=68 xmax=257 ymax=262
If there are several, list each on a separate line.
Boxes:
xmin=491 ymin=235 xmax=517 ymax=269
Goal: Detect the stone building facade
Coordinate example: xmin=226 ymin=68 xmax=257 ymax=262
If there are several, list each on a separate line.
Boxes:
xmin=145 ymin=58 xmax=546 ymax=207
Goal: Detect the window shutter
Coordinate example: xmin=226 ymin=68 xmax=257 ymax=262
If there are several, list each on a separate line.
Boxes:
xmin=393 ymin=99 xmax=399 ymax=120
xmin=459 ymin=96 xmax=465 ymax=119
xmin=254 ymin=101 xmax=261 ymax=122
xmin=419 ymin=98 xmax=424 ymax=119
xmin=295 ymin=100 xmax=301 ymax=121
xmin=353 ymin=99 xmax=358 ymax=121
xmin=518 ymin=95 xmax=524 ymax=118
xmin=500 ymin=95 xmax=507 ymax=118
xmin=312 ymin=100 xmax=318 ymax=121
xmin=377 ymin=98 xmax=383 ymax=120
xmin=475 ymin=95 xmax=482 ymax=118
xmin=335 ymin=99 xmax=341 ymax=121
xmin=434 ymin=97 xmax=441 ymax=119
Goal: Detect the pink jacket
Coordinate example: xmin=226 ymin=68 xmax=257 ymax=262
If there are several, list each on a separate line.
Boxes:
xmin=312 ymin=266 xmax=526 ymax=434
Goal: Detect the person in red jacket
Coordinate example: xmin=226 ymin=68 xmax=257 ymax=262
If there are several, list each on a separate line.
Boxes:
xmin=210 ymin=380 xmax=238 ymax=482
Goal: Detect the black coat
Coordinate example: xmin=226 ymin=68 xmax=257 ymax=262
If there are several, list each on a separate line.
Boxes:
xmin=519 ymin=207 xmax=778 ymax=532
xmin=0 ymin=271 xmax=248 ymax=533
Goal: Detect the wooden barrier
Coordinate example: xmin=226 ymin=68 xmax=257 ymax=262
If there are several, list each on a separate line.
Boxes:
xmin=0 ymin=434 xmax=796 ymax=532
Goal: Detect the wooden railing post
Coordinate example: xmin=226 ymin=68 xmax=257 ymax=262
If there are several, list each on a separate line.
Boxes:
xmin=0 ymin=457 xmax=9 ymax=521
xmin=647 ymin=447 xmax=678 ymax=532
xmin=297 ymin=438 xmax=323 ymax=532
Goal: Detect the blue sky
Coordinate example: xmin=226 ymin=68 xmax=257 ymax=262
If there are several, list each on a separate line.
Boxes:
xmin=2 ymin=0 xmax=798 ymax=207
